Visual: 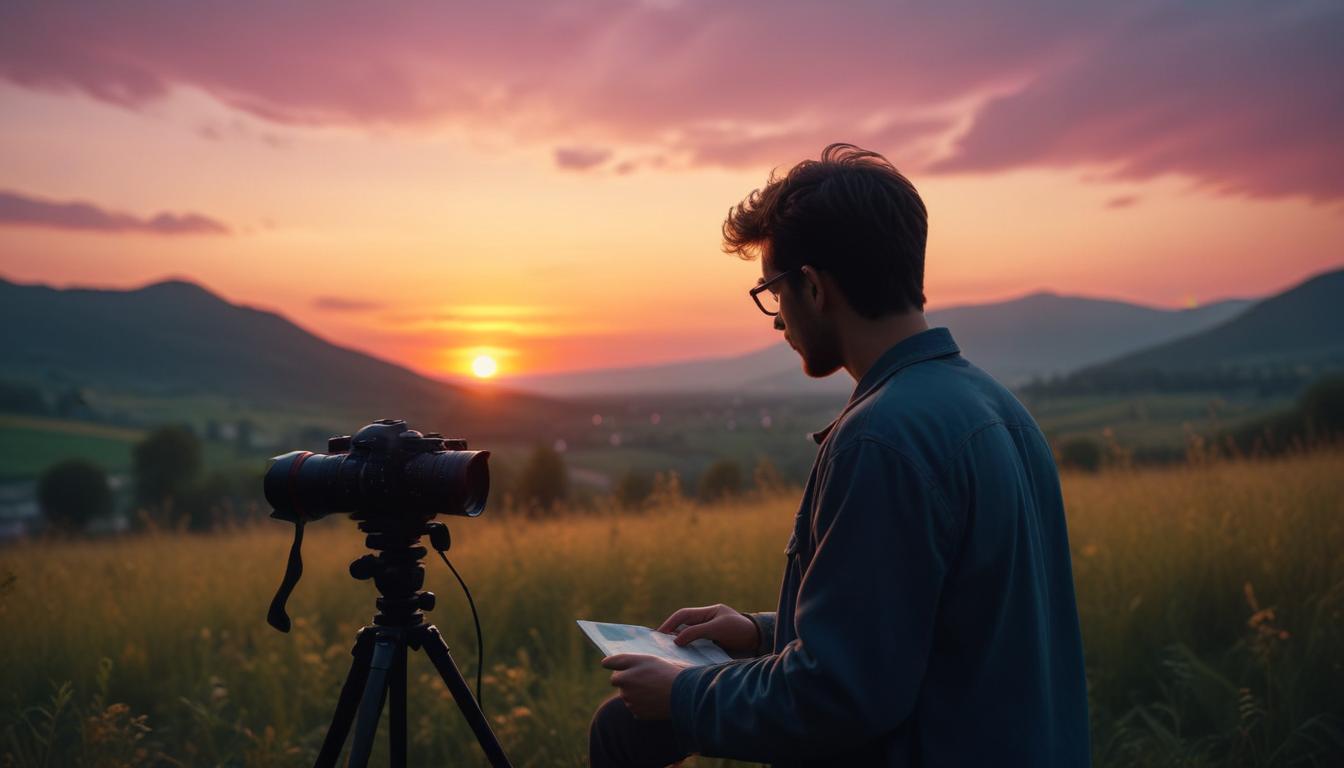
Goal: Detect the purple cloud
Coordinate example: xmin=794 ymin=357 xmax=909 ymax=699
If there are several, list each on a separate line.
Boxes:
xmin=1105 ymin=195 xmax=1139 ymax=209
xmin=1 ymin=2 xmax=1340 ymax=200
xmin=0 ymin=190 xmax=230 ymax=235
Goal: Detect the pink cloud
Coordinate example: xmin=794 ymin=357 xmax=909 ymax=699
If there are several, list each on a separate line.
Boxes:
xmin=0 ymin=190 xmax=230 ymax=235
xmin=930 ymin=4 xmax=1344 ymax=202
xmin=554 ymin=146 xmax=612 ymax=171
xmin=1 ymin=2 xmax=1340 ymax=200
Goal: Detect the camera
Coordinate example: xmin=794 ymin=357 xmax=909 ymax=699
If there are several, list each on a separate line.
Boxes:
xmin=264 ymin=418 xmax=490 ymax=523
xmin=263 ymin=418 xmax=490 ymax=634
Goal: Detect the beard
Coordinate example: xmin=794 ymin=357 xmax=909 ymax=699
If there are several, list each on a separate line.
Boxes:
xmin=789 ymin=323 xmax=844 ymax=379
xmin=801 ymin=351 xmax=844 ymax=378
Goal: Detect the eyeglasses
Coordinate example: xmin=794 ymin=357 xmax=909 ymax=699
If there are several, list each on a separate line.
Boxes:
xmin=748 ymin=268 xmax=799 ymax=317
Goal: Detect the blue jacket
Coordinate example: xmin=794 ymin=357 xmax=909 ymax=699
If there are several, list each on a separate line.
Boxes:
xmin=669 ymin=327 xmax=1090 ymax=766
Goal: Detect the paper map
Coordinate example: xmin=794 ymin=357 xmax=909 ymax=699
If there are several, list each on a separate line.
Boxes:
xmin=577 ymin=620 xmax=733 ymax=666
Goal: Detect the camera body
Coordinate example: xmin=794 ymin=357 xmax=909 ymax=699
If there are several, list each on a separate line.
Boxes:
xmin=264 ymin=418 xmax=490 ymax=524
xmin=264 ymin=419 xmax=490 ymax=634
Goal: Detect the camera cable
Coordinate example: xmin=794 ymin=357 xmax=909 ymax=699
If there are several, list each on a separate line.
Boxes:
xmin=436 ymin=549 xmax=485 ymax=707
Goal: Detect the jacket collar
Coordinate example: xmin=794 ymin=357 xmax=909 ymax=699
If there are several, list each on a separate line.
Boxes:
xmin=809 ymin=327 xmax=961 ymax=445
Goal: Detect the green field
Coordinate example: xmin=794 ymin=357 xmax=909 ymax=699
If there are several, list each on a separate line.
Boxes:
xmin=0 ymin=414 xmax=144 ymax=480
xmin=2 ymin=452 xmax=1342 ymax=766
xmin=1025 ymin=391 xmax=1291 ymax=456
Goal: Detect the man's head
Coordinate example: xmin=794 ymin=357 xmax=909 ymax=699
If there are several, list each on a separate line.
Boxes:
xmin=724 ymin=143 xmax=928 ymax=377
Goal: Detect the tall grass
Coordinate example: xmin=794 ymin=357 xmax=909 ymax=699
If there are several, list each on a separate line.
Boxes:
xmin=1 ymin=451 xmax=1341 ymax=766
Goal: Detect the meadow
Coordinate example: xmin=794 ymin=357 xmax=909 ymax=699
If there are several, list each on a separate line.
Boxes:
xmin=1 ymin=451 xmax=1341 ymax=767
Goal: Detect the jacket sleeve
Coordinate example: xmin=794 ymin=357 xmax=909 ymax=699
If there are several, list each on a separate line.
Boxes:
xmin=670 ymin=438 xmax=957 ymax=762
xmin=740 ymin=611 xmax=776 ymax=657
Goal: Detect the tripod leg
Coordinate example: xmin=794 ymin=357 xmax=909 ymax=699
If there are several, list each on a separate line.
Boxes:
xmin=347 ymin=634 xmax=397 ymax=768
xmin=388 ymin=642 xmax=408 ymax=768
xmin=419 ymin=625 xmax=514 ymax=768
xmin=315 ymin=629 xmax=374 ymax=768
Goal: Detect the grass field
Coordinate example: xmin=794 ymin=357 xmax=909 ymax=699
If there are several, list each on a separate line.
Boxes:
xmin=1 ymin=451 xmax=1341 ymax=766
xmin=1025 ymin=391 xmax=1290 ymax=456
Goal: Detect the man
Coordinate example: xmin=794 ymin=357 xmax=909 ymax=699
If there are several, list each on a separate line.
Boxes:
xmin=591 ymin=144 xmax=1090 ymax=767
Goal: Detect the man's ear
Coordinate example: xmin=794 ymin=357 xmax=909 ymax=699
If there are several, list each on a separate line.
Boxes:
xmin=800 ymin=266 xmax=826 ymax=312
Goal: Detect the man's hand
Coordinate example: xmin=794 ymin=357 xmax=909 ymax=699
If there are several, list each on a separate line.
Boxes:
xmin=601 ymin=654 xmax=690 ymax=720
xmin=656 ymin=603 xmax=760 ymax=654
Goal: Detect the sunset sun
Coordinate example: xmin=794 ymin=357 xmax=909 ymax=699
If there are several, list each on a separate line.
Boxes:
xmin=471 ymin=354 xmax=498 ymax=378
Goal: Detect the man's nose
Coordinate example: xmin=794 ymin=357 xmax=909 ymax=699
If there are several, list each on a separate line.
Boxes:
xmin=773 ymin=314 xmax=785 ymax=331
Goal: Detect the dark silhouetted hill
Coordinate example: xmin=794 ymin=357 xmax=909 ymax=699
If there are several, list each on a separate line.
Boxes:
xmin=1041 ymin=267 xmax=1344 ymax=394
xmin=0 ymin=277 xmax=570 ymax=438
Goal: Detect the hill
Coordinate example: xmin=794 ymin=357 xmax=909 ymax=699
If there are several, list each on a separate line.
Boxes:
xmin=510 ymin=292 xmax=1253 ymax=396
xmin=1049 ymin=267 xmax=1344 ymax=394
xmin=0 ymin=277 xmax=572 ymax=439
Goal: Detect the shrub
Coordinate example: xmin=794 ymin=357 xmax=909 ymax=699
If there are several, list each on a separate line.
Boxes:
xmin=752 ymin=456 xmax=786 ymax=493
xmin=177 ymin=468 xmax=264 ymax=531
xmin=697 ymin=459 xmax=743 ymax=502
xmin=1300 ymin=374 xmax=1344 ymax=442
xmin=133 ymin=425 xmax=203 ymax=527
xmin=1058 ymin=437 xmax=1103 ymax=473
xmin=614 ymin=470 xmax=654 ymax=510
xmin=516 ymin=442 xmax=568 ymax=515
xmin=37 ymin=459 xmax=113 ymax=533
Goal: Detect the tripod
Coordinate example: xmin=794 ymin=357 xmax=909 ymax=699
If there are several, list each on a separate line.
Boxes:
xmin=313 ymin=518 xmax=513 ymax=768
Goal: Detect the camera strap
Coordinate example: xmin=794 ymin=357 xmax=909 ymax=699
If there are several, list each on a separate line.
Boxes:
xmin=266 ymin=515 xmax=305 ymax=633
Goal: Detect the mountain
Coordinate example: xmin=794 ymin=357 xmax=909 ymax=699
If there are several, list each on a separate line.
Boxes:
xmin=511 ymin=343 xmax=850 ymax=399
xmin=1058 ymin=267 xmax=1344 ymax=389
xmin=0 ymin=277 xmax=571 ymax=438
xmin=509 ymin=292 xmax=1254 ymax=397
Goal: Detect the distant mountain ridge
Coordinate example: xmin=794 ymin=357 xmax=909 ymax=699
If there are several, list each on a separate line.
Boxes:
xmin=0 ymin=277 xmax=568 ymax=438
xmin=7 ymin=270 xmax=1334 ymax=412
xmin=1055 ymin=267 xmax=1344 ymax=390
xmin=509 ymin=291 xmax=1255 ymax=396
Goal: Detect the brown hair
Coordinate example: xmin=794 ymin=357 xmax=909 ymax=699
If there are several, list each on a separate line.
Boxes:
xmin=723 ymin=142 xmax=928 ymax=315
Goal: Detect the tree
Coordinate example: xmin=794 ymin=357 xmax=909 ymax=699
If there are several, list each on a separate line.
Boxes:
xmin=133 ymin=425 xmax=203 ymax=519
xmin=1300 ymin=375 xmax=1344 ymax=442
xmin=1057 ymin=437 xmax=1103 ymax=473
xmin=698 ymin=459 xmax=743 ymax=502
xmin=178 ymin=468 xmax=263 ymax=531
xmin=37 ymin=459 xmax=112 ymax=533
xmin=0 ymin=380 xmax=47 ymax=416
xmin=614 ymin=469 xmax=653 ymax=510
xmin=516 ymin=442 xmax=568 ymax=514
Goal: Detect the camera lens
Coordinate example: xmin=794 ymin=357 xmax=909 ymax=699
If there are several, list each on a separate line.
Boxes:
xmin=403 ymin=450 xmax=490 ymax=517
xmin=264 ymin=450 xmax=353 ymax=521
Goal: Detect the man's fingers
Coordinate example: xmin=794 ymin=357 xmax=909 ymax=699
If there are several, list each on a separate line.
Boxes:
xmin=655 ymin=607 xmax=697 ymax=633
xmin=656 ymin=605 xmax=716 ymax=633
xmin=673 ymin=617 xmax=720 ymax=645
xmin=603 ymin=652 xmax=658 ymax=670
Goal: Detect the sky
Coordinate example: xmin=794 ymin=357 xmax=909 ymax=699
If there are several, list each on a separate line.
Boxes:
xmin=1 ymin=1 xmax=1342 ymax=380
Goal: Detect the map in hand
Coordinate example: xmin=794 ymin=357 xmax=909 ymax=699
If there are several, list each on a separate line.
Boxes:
xmin=577 ymin=620 xmax=733 ymax=666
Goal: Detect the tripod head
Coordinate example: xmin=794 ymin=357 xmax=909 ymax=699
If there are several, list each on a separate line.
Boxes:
xmin=346 ymin=518 xmax=455 ymax=627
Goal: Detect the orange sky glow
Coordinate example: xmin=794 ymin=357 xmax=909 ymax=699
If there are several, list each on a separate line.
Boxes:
xmin=2 ymin=3 xmax=1341 ymax=380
